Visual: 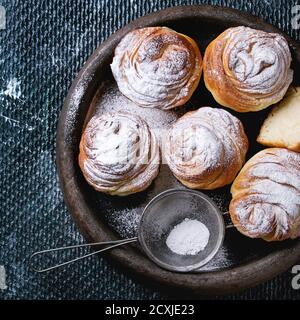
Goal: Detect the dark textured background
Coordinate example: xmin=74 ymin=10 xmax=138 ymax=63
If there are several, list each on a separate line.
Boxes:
xmin=0 ymin=0 xmax=300 ymax=300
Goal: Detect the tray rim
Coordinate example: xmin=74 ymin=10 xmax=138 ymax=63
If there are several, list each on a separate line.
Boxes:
xmin=56 ymin=4 xmax=300 ymax=295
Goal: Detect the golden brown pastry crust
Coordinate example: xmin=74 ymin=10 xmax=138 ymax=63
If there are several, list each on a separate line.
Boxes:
xmin=230 ymin=148 xmax=300 ymax=241
xmin=111 ymin=27 xmax=202 ymax=110
xmin=164 ymin=107 xmax=248 ymax=190
xmin=203 ymin=26 xmax=293 ymax=112
xmin=79 ymin=112 xmax=160 ymax=196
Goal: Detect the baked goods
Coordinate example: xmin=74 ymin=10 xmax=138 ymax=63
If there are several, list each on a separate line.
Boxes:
xmin=111 ymin=27 xmax=202 ymax=110
xmin=203 ymin=26 xmax=293 ymax=112
xmin=257 ymin=87 xmax=300 ymax=151
xmin=164 ymin=107 xmax=248 ymax=190
xmin=230 ymin=148 xmax=300 ymax=241
xmin=79 ymin=112 xmax=160 ymax=196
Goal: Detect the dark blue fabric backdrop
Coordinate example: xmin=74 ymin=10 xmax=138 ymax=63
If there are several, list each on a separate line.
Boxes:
xmin=0 ymin=0 xmax=300 ymax=299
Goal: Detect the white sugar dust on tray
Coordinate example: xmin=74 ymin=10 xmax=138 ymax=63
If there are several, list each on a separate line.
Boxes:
xmin=166 ymin=218 xmax=210 ymax=255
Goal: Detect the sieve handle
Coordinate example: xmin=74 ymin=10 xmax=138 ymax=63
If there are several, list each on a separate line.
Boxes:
xmin=29 ymin=237 xmax=138 ymax=273
xmin=222 ymin=211 xmax=235 ymax=229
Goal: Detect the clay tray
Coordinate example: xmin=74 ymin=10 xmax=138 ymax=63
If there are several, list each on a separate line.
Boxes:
xmin=57 ymin=5 xmax=300 ymax=295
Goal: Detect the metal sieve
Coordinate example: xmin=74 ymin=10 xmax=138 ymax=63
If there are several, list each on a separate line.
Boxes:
xmin=30 ymin=189 xmax=232 ymax=273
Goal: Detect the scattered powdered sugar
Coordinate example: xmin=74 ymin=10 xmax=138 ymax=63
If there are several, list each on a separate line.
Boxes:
xmin=199 ymin=246 xmax=231 ymax=271
xmin=166 ymin=218 xmax=210 ymax=255
xmin=104 ymin=207 xmax=142 ymax=239
xmin=94 ymin=82 xmax=179 ymax=131
xmin=209 ymin=193 xmax=228 ymax=211
xmin=70 ymin=83 xmax=85 ymax=108
xmin=65 ymin=75 xmax=92 ymax=142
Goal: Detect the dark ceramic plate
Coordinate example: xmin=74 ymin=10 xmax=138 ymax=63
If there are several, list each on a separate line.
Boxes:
xmin=57 ymin=5 xmax=300 ymax=295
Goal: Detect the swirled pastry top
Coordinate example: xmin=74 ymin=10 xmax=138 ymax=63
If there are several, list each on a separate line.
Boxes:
xmin=111 ymin=27 xmax=202 ymax=110
xmin=164 ymin=107 xmax=248 ymax=190
xmin=203 ymin=26 xmax=293 ymax=112
xmin=79 ymin=112 xmax=160 ymax=196
xmin=230 ymin=148 xmax=300 ymax=241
